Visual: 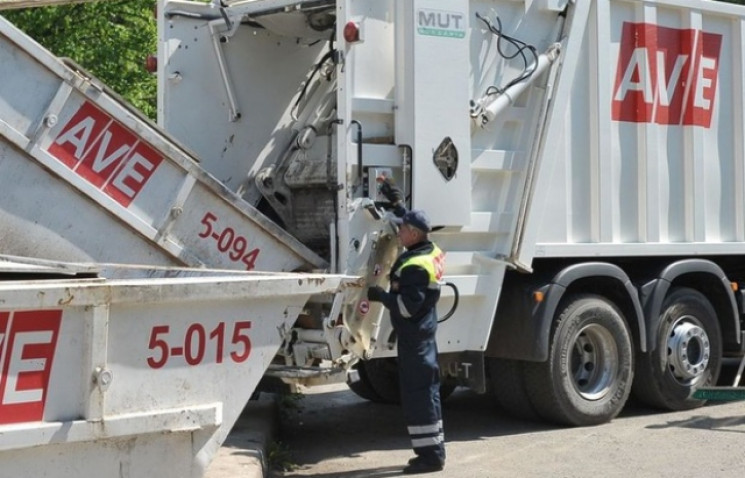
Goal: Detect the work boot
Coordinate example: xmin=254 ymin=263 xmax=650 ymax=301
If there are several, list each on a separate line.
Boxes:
xmin=403 ymin=456 xmax=444 ymax=474
xmin=408 ymin=454 xmax=445 ymax=465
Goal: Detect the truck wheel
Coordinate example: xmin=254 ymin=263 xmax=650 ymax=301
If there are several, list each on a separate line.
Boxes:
xmin=524 ymin=294 xmax=633 ymax=426
xmin=360 ymin=358 xmax=401 ymax=403
xmin=347 ymin=359 xmax=457 ymax=404
xmin=632 ymin=287 xmax=722 ymax=410
xmin=347 ymin=361 xmax=385 ymax=402
xmin=487 ymin=358 xmax=539 ymax=420
xmin=439 ymin=382 xmax=457 ymax=401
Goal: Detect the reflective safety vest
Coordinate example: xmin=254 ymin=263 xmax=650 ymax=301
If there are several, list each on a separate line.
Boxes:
xmin=395 ymin=244 xmax=445 ymax=289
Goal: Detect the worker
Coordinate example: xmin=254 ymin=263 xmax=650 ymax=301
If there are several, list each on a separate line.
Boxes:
xmin=367 ymin=179 xmax=446 ymax=474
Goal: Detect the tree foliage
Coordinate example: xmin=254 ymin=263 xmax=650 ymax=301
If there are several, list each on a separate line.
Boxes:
xmin=2 ymin=0 xmax=157 ymax=118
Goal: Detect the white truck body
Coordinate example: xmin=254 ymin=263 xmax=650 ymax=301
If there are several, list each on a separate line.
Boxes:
xmin=2 ymin=0 xmax=745 ymax=449
xmin=0 ymin=255 xmax=353 ymax=477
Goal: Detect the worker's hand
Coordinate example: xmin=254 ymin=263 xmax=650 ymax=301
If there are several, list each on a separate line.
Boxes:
xmin=367 ymin=285 xmax=386 ymax=302
xmin=378 ymin=178 xmax=403 ymax=205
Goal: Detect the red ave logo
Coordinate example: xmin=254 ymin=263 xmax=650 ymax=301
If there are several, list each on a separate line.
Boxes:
xmin=47 ymin=101 xmax=163 ymax=207
xmin=0 ymin=310 xmax=62 ymax=425
xmin=612 ymin=22 xmax=722 ymax=127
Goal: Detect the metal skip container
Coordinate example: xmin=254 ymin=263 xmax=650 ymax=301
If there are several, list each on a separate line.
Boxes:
xmin=0 ymin=257 xmax=355 ymax=477
xmin=0 ymin=16 xmax=325 ymax=272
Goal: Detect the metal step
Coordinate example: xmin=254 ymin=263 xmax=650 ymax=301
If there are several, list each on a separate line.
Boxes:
xmin=463 ymin=212 xmax=515 ymax=234
xmin=440 ymin=251 xmax=481 ymax=275
xmin=692 ymin=387 xmax=745 ymax=401
xmin=471 ymin=149 xmax=527 ymax=174
xmin=692 ymin=353 xmax=745 ymax=400
xmin=442 ymin=274 xmax=482 ymax=298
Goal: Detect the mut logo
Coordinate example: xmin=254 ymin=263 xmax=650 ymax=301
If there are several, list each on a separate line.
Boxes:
xmin=417 ymin=9 xmax=466 ymax=38
xmin=612 ymin=22 xmax=722 ymax=127
xmin=0 ymin=310 xmax=62 ymax=425
xmin=47 ymin=101 xmax=163 ymax=207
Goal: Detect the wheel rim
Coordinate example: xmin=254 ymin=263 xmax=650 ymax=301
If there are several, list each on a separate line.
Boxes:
xmin=666 ymin=315 xmax=710 ymax=384
xmin=569 ymin=324 xmax=619 ymax=401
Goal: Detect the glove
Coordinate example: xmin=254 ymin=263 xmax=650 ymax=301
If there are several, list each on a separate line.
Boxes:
xmin=367 ymin=285 xmax=386 ymax=302
xmin=379 ymin=178 xmax=403 ymax=205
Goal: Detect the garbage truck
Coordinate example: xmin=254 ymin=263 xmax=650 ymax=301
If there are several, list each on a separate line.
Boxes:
xmin=3 ymin=0 xmax=745 ymax=436
xmin=151 ymin=0 xmax=745 ymax=427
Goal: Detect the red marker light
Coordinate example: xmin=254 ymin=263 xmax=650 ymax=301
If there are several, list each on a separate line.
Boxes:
xmin=145 ymin=54 xmax=157 ymax=73
xmin=344 ymin=21 xmax=360 ymax=43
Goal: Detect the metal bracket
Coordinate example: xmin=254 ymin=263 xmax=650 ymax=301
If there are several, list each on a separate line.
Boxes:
xmin=208 ymin=17 xmax=242 ymax=122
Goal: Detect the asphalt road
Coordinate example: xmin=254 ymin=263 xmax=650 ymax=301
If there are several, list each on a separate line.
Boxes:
xmin=272 ymin=383 xmax=745 ymax=478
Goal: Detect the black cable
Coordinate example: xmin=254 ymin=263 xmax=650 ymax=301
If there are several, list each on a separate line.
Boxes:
xmin=291 ymin=27 xmax=337 ymax=120
xmin=438 ymin=282 xmax=460 ymax=323
xmin=476 ymin=12 xmax=539 ymax=93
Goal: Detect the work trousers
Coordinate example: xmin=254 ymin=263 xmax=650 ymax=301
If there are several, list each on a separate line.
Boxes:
xmin=394 ymin=309 xmax=445 ymax=464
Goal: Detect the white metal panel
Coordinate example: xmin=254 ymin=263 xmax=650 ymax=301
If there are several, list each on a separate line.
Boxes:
xmin=336 ymin=0 xmax=398 ymax=274
xmin=158 ymin=0 xmax=330 ymax=200
xmin=344 ymin=0 xmax=397 ymax=110
xmin=395 ymin=0 xmax=472 ymax=227
xmin=733 ymin=17 xmax=745 ymax=241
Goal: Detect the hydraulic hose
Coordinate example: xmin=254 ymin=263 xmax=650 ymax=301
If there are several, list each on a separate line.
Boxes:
xmin=438 ymin=281 xmax=459 ymax=323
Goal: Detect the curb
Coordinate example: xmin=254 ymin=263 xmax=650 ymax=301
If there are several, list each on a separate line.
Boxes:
xmin=205 ymin=395 xmax=279 ymax=478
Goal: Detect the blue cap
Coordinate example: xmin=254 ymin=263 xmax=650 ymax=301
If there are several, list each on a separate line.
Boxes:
xmin=393 ymin=209 xmax=431 ymax=233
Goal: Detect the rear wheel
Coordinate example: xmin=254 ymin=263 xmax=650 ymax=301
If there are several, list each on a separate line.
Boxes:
xmin=347 ymin=361 xmax=384 ymax=402
xmin=632 ymin=287 xmax=722 ymax=410
xmin=488 ymin=358 xmax=539 ymax=420
xmin=524 ymin=294 xmax=634 ymax=426
xmin=346 ymin=358 xmax=457 ymax=404
xmin=360 ymin=358 xmax=401 ymax=403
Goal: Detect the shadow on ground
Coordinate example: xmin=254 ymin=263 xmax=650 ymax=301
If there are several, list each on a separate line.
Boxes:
xmin=274 ymin=363 xmax=744 ymax=476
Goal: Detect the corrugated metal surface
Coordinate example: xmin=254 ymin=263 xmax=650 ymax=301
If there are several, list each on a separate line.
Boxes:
xmin=525 ymin=0 xmax=745 ymax=260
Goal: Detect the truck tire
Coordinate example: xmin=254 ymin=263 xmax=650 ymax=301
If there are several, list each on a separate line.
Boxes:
xmin=347 ymin=361 xmax=385 ymax=402
xmin=523 ymin=294 xmax=634 ymax=426
xmin=360 ymin=358 xmax=401 ymax=403
xmin=488 ymin=358 xmax=540 ymax=420
xmin=632 ymin=287 xmax=722 ymax=410
xmin=347 ymin=358 xmax=457 ymax=404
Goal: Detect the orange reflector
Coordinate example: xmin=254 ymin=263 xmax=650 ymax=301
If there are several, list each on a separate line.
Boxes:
xmin=533 ymin=291 xmax=545 ymax=303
